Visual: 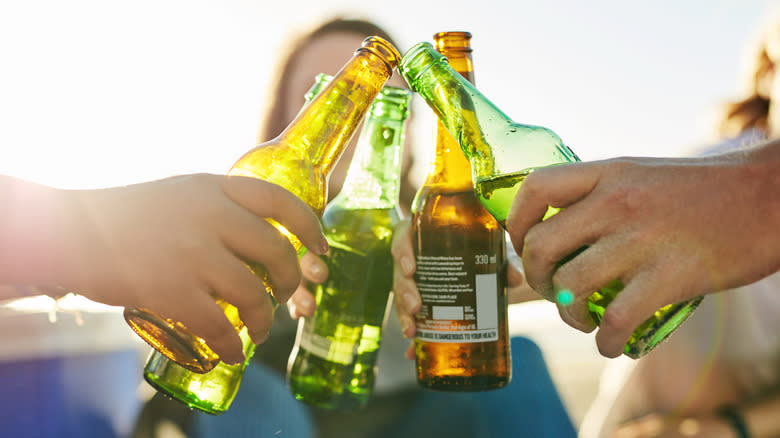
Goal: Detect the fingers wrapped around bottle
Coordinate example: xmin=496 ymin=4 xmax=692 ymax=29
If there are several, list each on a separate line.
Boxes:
xmin=389 ymin=218 xmax=420 ymax=359
xmin=505 ymin=162 xmax=693 ymax=358
xmin=211 ymin=176 xmax=328 ymax=359
xmin=287 ymin=252 xmax=328 ymax=319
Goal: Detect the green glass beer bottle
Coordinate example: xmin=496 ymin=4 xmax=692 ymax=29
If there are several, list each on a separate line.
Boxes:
xmin=135 ymin=36 xmax=402 ymax=414
xmin=287 ymin=83 xmax=412 ymax=410
xmin=410 ymin=32 xmax=510 ymax=391
xmin=398 ymin=40 xmax=702 ymax=358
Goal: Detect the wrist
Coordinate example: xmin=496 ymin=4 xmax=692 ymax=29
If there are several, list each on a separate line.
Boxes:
xmin=733 ymin=142 xmax=780 ymax=279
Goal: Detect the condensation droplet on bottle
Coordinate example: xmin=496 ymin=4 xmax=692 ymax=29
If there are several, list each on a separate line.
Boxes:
xmin=508 ymin=127 xmax=517 ymax=133
xmin=382 ymin=128 xmax=392 ymax=140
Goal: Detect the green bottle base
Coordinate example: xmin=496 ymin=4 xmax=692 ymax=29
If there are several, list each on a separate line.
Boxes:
xmin=288 ymin=349 xmax=373 ymax=411
xmin=619 ymin=296 xmax=704 ymax=359
xmin=288 ymin=375 xmax=369 ymax=411
xmin=143 ymin=345 xmax=253 ymax=415
xmin=587 ymin=280 xmax=705 ymax=358
xmin=416 ymin=375 xmax=510 ymax=392
xmin=144 ymin=370 xmax=227 ymax=415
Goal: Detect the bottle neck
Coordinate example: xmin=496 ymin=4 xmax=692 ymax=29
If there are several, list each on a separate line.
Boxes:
xmin=335 ymin=110 xmax=407 ymax=209
xmin=401 ymin=42 xmax=578 ymax=183
xmin=428 ymin=46 xmax=476 ymax=190
xmin=401 ymin=43 xmax=508 ymax=181
xmin=277 ymin=48 xmax=394 ymax=178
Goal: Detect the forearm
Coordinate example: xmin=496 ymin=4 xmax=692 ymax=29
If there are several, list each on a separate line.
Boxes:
xmin=0 ymin=176 xmax=87 ymax=291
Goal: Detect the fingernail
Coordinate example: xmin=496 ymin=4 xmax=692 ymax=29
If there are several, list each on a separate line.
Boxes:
xmin=560 ymin=305 xmax=595 ymax=332
xmin=319 ymin=236 xmax=330 ymax=254
xmin=309 ymin=261 xmax=323 ymax=277
xmin=298 ymin=294 xmax=313 ymax=312
xmin=403 ymin=293 xmax=418 ymax=312
xmin=401 ymin=256 xmax=413 ymax=275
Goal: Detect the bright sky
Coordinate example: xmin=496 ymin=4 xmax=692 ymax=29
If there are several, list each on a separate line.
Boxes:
xmin=0 ymin=0 xmax=775 ymax=189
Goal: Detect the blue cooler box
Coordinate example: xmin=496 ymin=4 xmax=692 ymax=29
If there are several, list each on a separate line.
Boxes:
xmin=0 ymin=297 xmax=146 ymax=438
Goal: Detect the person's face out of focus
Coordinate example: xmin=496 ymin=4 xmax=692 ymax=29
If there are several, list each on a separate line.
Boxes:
xmin=283 ymin=31 xmax=408 ymax=200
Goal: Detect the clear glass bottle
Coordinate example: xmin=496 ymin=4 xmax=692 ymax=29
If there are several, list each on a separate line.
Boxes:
xmin=399 ymin=40 xmax=702 ymax=359
xmin=410 ymin=32 xmax=510 ymax=391
xmin=287 ymin=83 xmax=411 ymax=410
xmin=131 ymin=36 xmax=402 ymax=414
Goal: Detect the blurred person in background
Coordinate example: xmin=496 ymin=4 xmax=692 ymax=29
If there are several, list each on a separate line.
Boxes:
xmin=576 ymin=11 xmax=780 ymax=438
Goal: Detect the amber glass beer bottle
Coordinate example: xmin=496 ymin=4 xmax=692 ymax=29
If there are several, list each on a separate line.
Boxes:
xmin=410 ymin=32 xmax=510 ymax=391
xmin=287 ymin=84 xmax=411 ymax=410
xmin=127 ymin=36 xmax=401 ymax=414
xmin=399 ymin=39 xmax=703 ymax=358
xmin=137 ymin=73 xmax=333 ymax=415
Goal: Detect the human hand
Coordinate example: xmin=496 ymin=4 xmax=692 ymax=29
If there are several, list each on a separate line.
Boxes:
xmin=390 ymin=217 xmax=536 ymax=360
xmin=61 ymin=174 xmax=327 ymax=364
xmin=287 ymin=251 xmax=329 ymax=319
xmin=610 ymin=412 xmax=735 ymax=438
xmin=506 ymin=147 xmax=780 ymax=358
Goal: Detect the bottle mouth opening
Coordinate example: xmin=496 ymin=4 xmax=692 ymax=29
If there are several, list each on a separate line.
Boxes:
xmin=372 ymin=85 xmax=412 ymax=119
xmin=356 ymin=36 xmax=401 ymax=75
xmin=379 ymin=85 xmax=412 ymax=101
xmin=433 ymin=30 xmax=472 ymax=39
xmin=314 ymin=72 xmax=333 ymax=82
xmin=399 ymin=42 xmax=449 ymax=85
xmin=433 ymin=31 xmax=473 ymax=53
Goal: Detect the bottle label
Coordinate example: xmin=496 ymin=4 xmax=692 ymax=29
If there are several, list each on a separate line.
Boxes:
xmin=414 ymin=255 xmax=500 ymax=343
xmin=297 ymin=318 xmax=359 ymax=365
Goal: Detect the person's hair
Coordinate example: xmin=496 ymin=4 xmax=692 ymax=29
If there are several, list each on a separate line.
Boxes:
xmin=718 ymin=14 xmax=780 ymax=138
xmin=258 ymin=17 xmax=398 ymax=142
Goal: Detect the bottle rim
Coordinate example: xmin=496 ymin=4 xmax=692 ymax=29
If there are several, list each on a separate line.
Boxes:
xmin=433 ymin=30 xmax=472 ymax=39
xmin=433 ymin=31 xmax=473 ymax=53
xmin=306 ymin=73 xmax=410 ymax=107
xmin=399 ymin=42 xmax=449 ymax=85
xmin=379 ymin=85 xmax=412 ymax=101
xmin=372 ymin=85 xmax=412 ymax=120
xmin=356 ymin=36 xmax=401 ymax=76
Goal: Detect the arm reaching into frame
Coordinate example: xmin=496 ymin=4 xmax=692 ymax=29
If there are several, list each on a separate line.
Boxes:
xmin=505 ymin=139 xmax=780 ymax=358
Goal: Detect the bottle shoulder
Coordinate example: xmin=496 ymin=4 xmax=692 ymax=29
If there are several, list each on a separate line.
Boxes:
xmin=228 ymin=146 xmax=327 ymax=213
xmin=412 ymin=189 xmax=501 ymax=230
xmin=321 ymin=206 xmax=402 ymax=251
xmin=322 ymin=205 xmax=402 ymax=228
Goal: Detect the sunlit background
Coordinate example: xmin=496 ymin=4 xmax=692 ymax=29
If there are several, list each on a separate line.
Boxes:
xmin=1 ymin=0 xmax=776 ymax=190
